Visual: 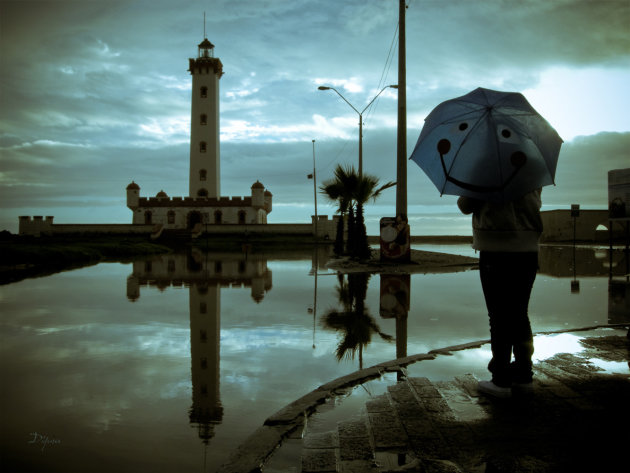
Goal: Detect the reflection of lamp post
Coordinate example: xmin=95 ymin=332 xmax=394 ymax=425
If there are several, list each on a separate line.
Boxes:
xmin=308 ymin=249 xmax=319 ymax=350
xmin=571 ymin=204 xmax=580 ymax=293
xmin=318 ymin=84 xmax=397 ymax=177
xmin=311 ymin=140 xmax=318 ymax=239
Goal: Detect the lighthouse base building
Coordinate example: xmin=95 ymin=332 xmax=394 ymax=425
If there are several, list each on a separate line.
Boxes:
xmin=126 ymin=37 xmax=272 ymax=232
xmin=126 ymin=181 xmax=272 ymax=230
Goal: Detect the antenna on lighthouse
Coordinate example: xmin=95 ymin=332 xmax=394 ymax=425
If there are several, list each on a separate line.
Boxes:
xmin=203 ymin=11 xmax=206 ymax=38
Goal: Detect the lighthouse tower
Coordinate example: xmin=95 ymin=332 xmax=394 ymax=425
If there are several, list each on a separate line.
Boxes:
xmin=188 ymin=38 xmax=223 ymax=198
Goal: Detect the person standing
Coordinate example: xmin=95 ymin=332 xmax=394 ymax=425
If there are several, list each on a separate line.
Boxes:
xmin=458 ymin=189 xmax=543 ymax=398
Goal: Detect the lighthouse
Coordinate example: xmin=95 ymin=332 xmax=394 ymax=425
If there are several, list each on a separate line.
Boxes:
xmin=21 ymin=35 xmax=276 ymax=236
xmin=119 ymin=38 xmax=271 ymax=232
xmin=188 ymin=38 xmax=223 ymax=199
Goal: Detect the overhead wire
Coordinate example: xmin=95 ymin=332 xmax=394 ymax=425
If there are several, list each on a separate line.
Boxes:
xmin=364 ymin=21 xmax=398 ymax=128
xmin=318 ymin=12 xmax=401 ymax=179
xmin=204 ymin=4 xmax=410 ymax=187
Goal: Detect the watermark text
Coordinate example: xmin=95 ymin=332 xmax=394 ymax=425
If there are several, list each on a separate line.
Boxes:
xmin=28 ymin=432 xmax=61 ymax=452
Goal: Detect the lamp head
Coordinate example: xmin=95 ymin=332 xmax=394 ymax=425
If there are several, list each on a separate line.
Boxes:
xmin=318 ymin=86 xmax=331 ymax=90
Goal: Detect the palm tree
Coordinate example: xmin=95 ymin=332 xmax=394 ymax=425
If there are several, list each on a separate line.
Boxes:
xmin=320 ymin=165 xmax=356 ymax=255
xmin=320 ymin=164 xmax=395 ymax=259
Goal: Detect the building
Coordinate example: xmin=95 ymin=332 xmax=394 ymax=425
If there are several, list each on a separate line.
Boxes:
xmin=126 ymin=38 xmax=272 ymax=231
xmin=17 ymin=37 xmax=337 ymax=240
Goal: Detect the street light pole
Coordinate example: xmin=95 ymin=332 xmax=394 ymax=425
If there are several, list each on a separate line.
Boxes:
xmin=312 ymin=139 xmax=318 ymax=239
xmin=397 ymin=0 xmax=407 ymax=218
xmin=318 ymin=84 xmax=397 ymax=178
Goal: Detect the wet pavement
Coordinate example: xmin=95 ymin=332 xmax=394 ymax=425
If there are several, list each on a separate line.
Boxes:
xmin=217 ymin=328 xmax=629 ymax=473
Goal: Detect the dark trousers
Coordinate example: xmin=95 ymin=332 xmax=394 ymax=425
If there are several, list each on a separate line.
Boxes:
xmin=479 ymin=251 xmax=538 ymax=387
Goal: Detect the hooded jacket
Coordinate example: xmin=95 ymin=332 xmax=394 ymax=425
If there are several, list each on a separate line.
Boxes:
xmin=457 ymin=189 xmax=543 ymax=252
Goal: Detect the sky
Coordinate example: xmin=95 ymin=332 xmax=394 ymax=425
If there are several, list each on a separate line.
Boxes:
xmin=1 ymin=0 xmax=629 ymax=235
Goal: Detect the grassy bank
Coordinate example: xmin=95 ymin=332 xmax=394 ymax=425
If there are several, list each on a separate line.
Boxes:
xmin=0 ymin=234 xmax=173 ymax=285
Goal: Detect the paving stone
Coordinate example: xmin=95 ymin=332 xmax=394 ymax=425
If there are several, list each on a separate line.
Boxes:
xmin=217 ymin=424 xmax=293 ymax=473
xmin=412 ymin=383 xmax=442 ymax=399
xmin=337 ymin=417 xmax=373 ymax=463
xmin=536 ymin=360 xmax=578 ymax=383
xmin=533 ymin=369 xmax=582 ymax=398
xmin=304 ymin=431 xmax=339 ymax=449
xmin=338 ymin=434 xmax=373 ymax=461
xmin=419 ymin=396 xmax=454 ymax=418
xmin=301 ymin=446 xmax=337 ymax=473
xmin=338 ymin=459 xmax=380 ymax=472
xmin=453 ymin=374 xmax=481 ymax=398
xmin=367 ymin=411 xmax=408 ymax=450
xmin=388 ymin=381 xmax=422 ymax=409
xmin=435 ymin=380 xmax=487 ymax=422
xmin=399 ymin=416 xmax=437 ymax=438
xmin=408 ymin=376 xmax=432 ymax=387
xmin=365 ymin=393 xmax=391 ymax=413
xmin=338 ymin=417 xmax=368 ymax=438
xmin=407 ymin=433 xmax=448 ymax=459
xmin=375 ymin=452 xmax=421 ymax=472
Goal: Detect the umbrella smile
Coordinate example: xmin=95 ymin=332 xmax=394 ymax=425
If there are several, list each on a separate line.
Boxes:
xmin=436 ymin=138 xmax=527 ymax=193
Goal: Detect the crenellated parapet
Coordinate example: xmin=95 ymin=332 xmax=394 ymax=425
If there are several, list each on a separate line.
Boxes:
xmin=188 ymin=57 xmax=224 ymax=77
xmin=19 ymin=216 xmax=54 ymax=236
xmin=136 ymin=196 xmax=253 ymax=208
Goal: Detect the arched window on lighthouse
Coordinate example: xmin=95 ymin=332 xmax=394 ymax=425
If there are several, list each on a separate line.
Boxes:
xmin=200 ymin=114 xmax=207 ymax=125
xmin=144 ymin=211 xmax=152 ymax=224
xmin=167 ymin=211 xmax=175 ymax=224
xmin=238 ymin=210 xmax=246 ymax=224
xmin=200 ymin=86 xmax=208 ymax=98
xmin=199 ymin=141 xmax=207 ymax=153
xmin=197 ymin=188 xmax=208 ymax=197
xmin=199 ymin=169 xmax=207 ymax=181
xmin=214 ymin=210 xmax=222 ymax=224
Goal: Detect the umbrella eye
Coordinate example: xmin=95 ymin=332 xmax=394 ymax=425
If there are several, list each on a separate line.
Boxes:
xmin=437 ymin=139 xmax=451 ymax=155
xmin=459 ymin=123 xmax=468 ymax=131
xmin=511 ymin=151 xmax=527 ymax=168
xmin=501 ymin=129 xmax=512 ymax=138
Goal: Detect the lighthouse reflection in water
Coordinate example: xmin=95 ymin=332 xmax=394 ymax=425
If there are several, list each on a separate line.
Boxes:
xmin=127 ymin=249 xmax=272 ymax=445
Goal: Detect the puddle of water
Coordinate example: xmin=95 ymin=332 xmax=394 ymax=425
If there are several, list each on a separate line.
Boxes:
xmin=0 ymin=245 xmax=627 ymax=473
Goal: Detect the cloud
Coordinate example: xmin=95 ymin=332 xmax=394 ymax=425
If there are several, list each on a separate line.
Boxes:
xmin=543 ymin=131 xmax=630 ymax=207
xmin=0 ymin=0 xmax=628 ymax=234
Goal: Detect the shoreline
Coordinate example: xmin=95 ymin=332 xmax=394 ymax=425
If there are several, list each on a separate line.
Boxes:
xmin=2 ymin=232 xmax=621 ymax=285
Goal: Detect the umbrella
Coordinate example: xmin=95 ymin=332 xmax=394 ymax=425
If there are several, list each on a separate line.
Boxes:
xmin=409 ymin=87 xmax=563 ymax=202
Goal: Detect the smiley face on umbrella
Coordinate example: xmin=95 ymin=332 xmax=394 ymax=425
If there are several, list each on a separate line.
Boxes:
xmin=410 ymin=88 xmax=563 ymax=203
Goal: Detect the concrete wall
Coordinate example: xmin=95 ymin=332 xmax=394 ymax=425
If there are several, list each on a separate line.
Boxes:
xmin=541 ymin=209 xmax=625 ymax=242
xmin=18 ymin=214 xmax=340 ymax=239
xmin=193 ymin=215 xmax=338 ymax=239
xmin=19 ymin=217 xmax=156 ymax=236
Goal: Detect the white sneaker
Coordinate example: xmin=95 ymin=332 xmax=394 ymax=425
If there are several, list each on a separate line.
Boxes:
xmin=477 ymin=380 xmax=511 ymax=398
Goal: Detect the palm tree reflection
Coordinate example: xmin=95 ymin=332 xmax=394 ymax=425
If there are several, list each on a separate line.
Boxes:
xmin=321 ymin=272 xmax=393 ymax=368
